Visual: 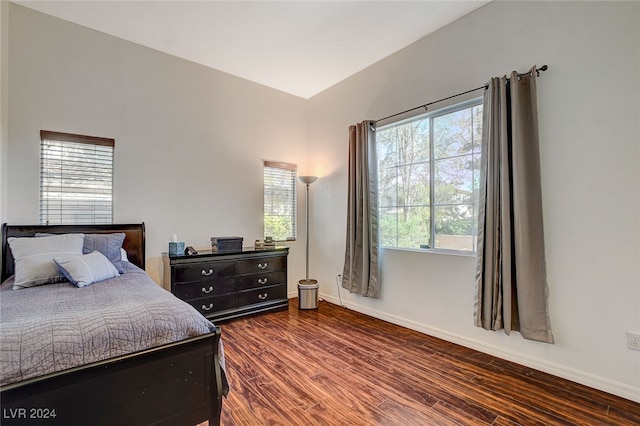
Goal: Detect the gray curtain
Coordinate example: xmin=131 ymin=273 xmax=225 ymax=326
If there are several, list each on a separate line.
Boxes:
xmin=342 ymin=121 xmax=380 ymax=298
xmin=474 ymin=66 xmax=554 ymax=343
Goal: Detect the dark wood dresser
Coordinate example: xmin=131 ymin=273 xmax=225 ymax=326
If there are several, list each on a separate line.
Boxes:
xmin=163 ymin=248 xmax=289 ymax=322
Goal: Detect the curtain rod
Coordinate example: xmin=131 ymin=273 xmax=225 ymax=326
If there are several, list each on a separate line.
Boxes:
xmin=374 ymin=65 xmax=548 ymax=124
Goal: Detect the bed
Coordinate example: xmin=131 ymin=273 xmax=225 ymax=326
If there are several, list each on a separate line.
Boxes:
xmin=0 ymin=223 xmax=226 ymax=426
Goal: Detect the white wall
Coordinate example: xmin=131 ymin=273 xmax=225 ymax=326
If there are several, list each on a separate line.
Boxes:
xmin=4 ymin=0 xmax=639 ymax=404
xmin=5 ymin=4 xmax=308 ymax=288
xmin=307 ymin=1 xmax=640 ymax=402
xmin=0 ymin=0 xmax=8 ymax=225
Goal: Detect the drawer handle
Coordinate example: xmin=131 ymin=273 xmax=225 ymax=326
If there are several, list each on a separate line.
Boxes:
xmin=201 ymin=268 xmax=214 ymax=276
xmin=201 ymin=286 xmax=214 ymax=294
xmin=257 ymin=262 xmax=268 ymax=270
xmin=258 ymin=293 xmax=268 ymax=300
xmin=258 ymin=278 xmax=268 ymax=285
xmin=202 ymin=303 xmax=214 ymax=311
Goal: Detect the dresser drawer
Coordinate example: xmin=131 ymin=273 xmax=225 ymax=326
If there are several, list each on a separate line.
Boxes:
xmin=237 ymin=271 xmax=285 ymax=291
xmin=165 ymin=248 xmax=289 ymax=322
xmin=238 ymin=284 xmax=287 ymax=307
xmin=173 ymin=278 xmax=236 ymax=300
xmin=174 ymin=261 xmax=236 ymax=284
xmin=187 ymin=294 xmax=237 ymax=316
xmin=237 ymin=255 xmax=286 ymax=275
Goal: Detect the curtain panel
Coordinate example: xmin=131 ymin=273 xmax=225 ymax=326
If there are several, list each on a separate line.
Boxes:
xmin=342 ymin=121 xmax=380 ymax=298
xmin=474 ymin=66 xmax=554 ymax=343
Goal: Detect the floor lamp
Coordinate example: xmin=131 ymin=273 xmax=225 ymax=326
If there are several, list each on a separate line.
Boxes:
xmin=298 ymin=175 xmax=319 ymax=309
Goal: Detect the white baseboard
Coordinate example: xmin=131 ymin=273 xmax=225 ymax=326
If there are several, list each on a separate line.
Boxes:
xmin=317 ymin=293 xmax=640 ymax=404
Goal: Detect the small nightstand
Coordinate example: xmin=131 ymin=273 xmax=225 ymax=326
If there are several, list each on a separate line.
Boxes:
xmin=163 ymin=247 xmax=289 ymax=322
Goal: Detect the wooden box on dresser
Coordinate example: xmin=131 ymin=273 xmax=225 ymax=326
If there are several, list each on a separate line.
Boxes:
xmin=163 ymin=247 xmax=289 ymax=322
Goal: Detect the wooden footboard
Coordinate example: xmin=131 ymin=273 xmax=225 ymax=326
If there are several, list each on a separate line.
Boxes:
xmin=1 ymin=327 xmax=223 ymax=426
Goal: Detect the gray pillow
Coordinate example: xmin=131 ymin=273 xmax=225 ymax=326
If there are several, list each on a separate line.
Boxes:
xmin=8 ymin=234 xmax=85 ymax=290
xmin=35 ymin=232 xmax=127 ymax=272
xmin=54 ymin=250 xmax=120 ymax=288
xmin=83 ymin=233 xmax=126 ymax=273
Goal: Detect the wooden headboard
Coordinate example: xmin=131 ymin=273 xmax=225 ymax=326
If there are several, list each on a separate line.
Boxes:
xmin=1 ymin=223 xmax=145 ymax=282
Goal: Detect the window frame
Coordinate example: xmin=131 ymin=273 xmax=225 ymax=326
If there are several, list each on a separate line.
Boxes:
xmin=376 ymin=97 xmax=483 ymax=255
xmin=39 ymin=130 xmax=115 ymax=225
xmin=263 ymin=160 xmax=297 ymax=242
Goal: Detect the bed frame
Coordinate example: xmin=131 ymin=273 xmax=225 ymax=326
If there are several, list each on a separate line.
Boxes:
xmin=0 ymin=223 xmax=223 ymax=426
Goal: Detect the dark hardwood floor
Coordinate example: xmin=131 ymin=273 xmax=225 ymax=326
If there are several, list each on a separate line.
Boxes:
xmin=217 ymin=298 xmax=640 ymax=425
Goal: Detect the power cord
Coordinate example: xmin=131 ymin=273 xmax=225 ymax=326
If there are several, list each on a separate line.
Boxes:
xmin=335 ymin=274 xmax=346 ymax=308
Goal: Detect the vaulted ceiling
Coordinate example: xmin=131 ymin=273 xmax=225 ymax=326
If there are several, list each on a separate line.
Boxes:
xmin=14 ymin=1 xmax=489 ymax=99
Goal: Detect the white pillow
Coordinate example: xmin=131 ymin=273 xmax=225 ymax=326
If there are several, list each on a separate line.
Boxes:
xmin=8 ymin=234 xmax=84 ymax=290
xmin=54 ymin=251 xmax=120 ymax=288
xmin=120 ymin=247 xmax=129 ymax=262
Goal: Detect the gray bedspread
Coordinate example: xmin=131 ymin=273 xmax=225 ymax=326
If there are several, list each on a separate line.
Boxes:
xmin=0 ymin=263 xmax=221 ymax=387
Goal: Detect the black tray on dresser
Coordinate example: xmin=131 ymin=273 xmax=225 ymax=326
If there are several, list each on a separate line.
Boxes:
xmin=163 ymin=247 xmax=289 ymax=322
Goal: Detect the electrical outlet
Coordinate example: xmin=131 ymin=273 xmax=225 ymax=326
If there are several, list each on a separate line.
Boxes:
xmin=627 ymin=332 xmax=640 ymax=351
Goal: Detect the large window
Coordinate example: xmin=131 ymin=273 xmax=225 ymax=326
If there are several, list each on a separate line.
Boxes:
xmin=377 ymin=99 xmax=482 ymax=252
xmin=263 ymin=160 xmax=297 ymax=241
xmin=40 ymin=130 xmax=114 ymax=225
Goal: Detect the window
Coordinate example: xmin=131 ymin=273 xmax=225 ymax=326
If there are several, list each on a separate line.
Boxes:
xmin=40 ymin=130 xmax=114 ymax=225
xmin=377 ymin=99 xmax=482 ymax=252
xmin=263 ymin=160 xmax=297 ymax=241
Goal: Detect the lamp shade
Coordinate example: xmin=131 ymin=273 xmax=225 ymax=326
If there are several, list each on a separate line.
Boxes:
xmin=299 ymin=176 xmax=318 ymax=185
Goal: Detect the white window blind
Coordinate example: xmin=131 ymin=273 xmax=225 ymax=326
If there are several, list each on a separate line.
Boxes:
xmin=40 ymin=130 xmax=114 ymax=225
xmin=263 ymin=160 xmax=297 ymax=241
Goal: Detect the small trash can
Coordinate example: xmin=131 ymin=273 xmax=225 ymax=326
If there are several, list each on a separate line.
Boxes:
xmin=298 ymin=279 xmax=319 ymax=310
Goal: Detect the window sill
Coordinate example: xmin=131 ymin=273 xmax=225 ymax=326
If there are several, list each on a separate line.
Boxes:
xmin=380 ymin=246 xmax=477 ymax=258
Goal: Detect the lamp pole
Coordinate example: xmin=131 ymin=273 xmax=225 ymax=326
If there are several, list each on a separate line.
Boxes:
xmin=298 ymin=176 xmax=317 ymax=284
